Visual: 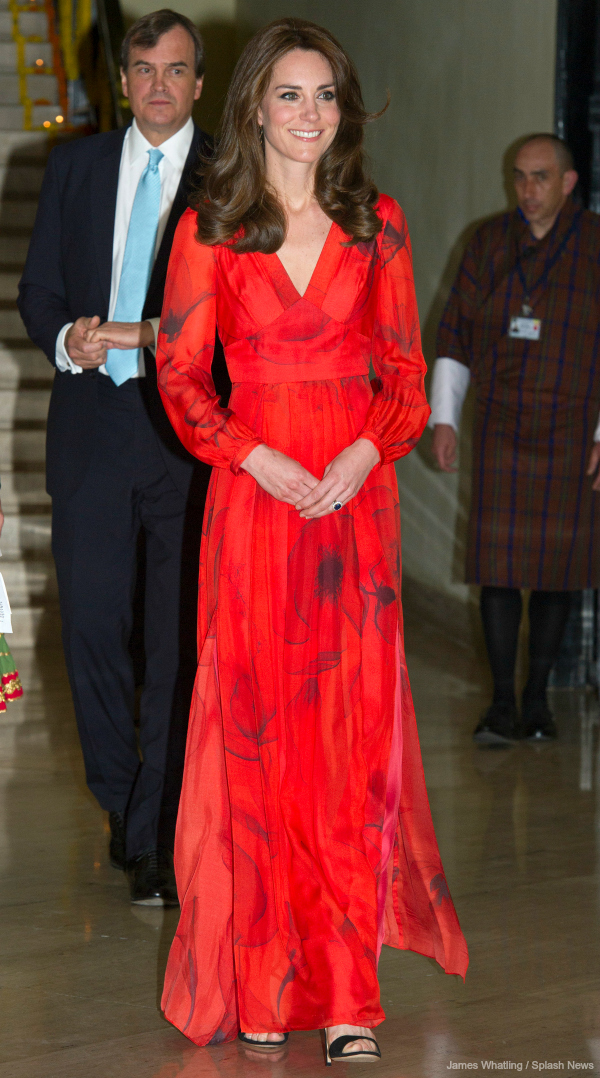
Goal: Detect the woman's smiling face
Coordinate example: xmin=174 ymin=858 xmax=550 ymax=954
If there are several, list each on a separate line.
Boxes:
xmin=257 ymin=48 xmax=341 ymax=167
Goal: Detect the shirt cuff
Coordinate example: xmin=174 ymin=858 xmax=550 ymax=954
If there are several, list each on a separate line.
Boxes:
xmin=55 ymin=323 xmax=82 ymax=374
xmin=146 ymin=317 xmax=160 ymax=357
xmin=427 ymin=357 xmax=470 ymax=431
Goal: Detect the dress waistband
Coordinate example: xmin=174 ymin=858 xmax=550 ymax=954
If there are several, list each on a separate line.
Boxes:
xmin=224 ymin=347 xmax=370 ymax=385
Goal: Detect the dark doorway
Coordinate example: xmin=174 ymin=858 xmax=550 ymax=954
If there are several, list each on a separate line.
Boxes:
xmin=552 ymin=2 xmax=600 ymax=687
xmin=555 ymin=0 xmax=597 ymax=206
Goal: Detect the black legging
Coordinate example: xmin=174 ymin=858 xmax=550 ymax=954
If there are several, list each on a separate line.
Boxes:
xmin=480 ymin=586 xmax=572 ymax=707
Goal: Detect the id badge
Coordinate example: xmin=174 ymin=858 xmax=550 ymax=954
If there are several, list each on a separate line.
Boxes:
xmin=509 ymin=316 xmax=542 ymax=340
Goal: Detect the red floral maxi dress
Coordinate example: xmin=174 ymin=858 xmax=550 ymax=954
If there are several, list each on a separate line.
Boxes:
xmin=156 ymin=194 xmax=468 ymax=1046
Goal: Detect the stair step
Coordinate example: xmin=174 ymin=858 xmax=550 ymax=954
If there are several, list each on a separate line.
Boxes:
xmin=1 ymin=511 xmax=50 ymax=554
xmin=0 ymin=199 xmax=39 ymax=231
xmin=0 ymin=345 xmax=53 ymax=384
xmin=0 ymin=470 xmax=50 ymax=510
xmin=0 ymin=39 xmax=53 ymax=74
xmin=0 ymin=555 xmax=57 ymax=606
xmin=0 ymin=160 xmax=47 ymax=196
xmin=0 ymin=272 xmax=20 ymax=300
xmin=24 ymin=40 xmax=52 ymax=68
xmin=0 ymin=102 xmax=65 ymax=130
xmin=9 ymin=603 xmax=60 ymax=647
xmin=0 ymin=233 xmax=30 ymax=264
xmin=0 ymin=385 xmax=51 ymax=424
xmin=0 ymin=428 xmax=46 ymax=468
xmin=0 ymin=73 xmax=21 ymax=104
xmin=0 ymin=71 xmax=60 ymax=107
xmin=0 ymin=39 xmax=16 ymax=70
xmin=0 ymin=305 xmax=27 ymax=337
xmin=0 ymin=9 xmax=48 ymax=36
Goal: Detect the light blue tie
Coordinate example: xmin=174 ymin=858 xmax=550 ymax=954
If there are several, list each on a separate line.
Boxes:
xmin=105 ymin=147 xmax=164 ymax=386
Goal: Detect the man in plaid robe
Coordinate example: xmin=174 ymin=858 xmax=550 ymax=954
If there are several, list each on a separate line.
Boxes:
xmin=431 ymin=134 xmax=600 ymax=745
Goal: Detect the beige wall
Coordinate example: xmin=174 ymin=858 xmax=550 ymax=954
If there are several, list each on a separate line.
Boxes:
xmin=237 ymin=0 xmax=557 ymax=599
xmin=124 ymin=0 xmax=234 ymax=22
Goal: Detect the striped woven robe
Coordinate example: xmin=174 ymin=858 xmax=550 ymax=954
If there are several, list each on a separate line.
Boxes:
xmin=437 ymin=196 xmax=600 ymax=590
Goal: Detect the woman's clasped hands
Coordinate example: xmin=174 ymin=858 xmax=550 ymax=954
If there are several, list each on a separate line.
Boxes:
xmin=243 ymin=437 xmax=380 ymax=518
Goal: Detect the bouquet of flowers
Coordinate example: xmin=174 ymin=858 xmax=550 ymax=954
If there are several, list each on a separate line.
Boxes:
xmin=0 ymin=633 xmax=22 ymax=712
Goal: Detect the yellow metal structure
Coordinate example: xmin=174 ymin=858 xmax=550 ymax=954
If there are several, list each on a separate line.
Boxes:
xmin=9 ymin=0 xmax=70 ymax=132
xmin=58 ymin=0 xmax=92 ymax=83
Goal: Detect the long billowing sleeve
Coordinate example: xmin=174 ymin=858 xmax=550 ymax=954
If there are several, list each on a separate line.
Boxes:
xmin=156 ymin=208 xmax=263 ymax=473
xmin=358 ymin=198 xmax=430 ymax=464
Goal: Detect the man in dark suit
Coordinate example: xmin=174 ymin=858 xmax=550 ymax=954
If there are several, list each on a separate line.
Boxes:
xmin=18 ymin=9 xmax=228 ymax=904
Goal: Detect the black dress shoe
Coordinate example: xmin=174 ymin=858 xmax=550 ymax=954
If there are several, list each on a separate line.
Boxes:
xmin=126 ymin=848 xmax=179 ymax=907
xmin=473 ymin=702 xmax=519 ymax=745
xmin=521 ymin=701 xmax=557 ymax=741
xmin=109 ymin=811 xmax=126 ymax=870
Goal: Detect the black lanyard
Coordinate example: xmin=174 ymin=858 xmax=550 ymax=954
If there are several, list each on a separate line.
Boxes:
xmin=513 ymin=209 xmax=581 ymax=313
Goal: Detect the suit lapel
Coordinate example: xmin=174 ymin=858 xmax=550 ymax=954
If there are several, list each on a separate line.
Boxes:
xmin=145 ymin=126 xmax=205 ymax=311
xmin=90 ymin=127 xmax=128 ymax=313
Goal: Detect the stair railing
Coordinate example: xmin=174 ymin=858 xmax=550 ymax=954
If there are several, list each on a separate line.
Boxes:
xmin=95 ymin=0 xmax=125 ymax=128
xmin=55 ymin=0 xmax=127 ymax=130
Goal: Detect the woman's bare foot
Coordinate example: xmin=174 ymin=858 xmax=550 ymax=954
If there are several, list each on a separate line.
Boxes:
xmin=326 ymin=1024 xmax=379 ymax=1057
xmin=241 ymin=1031 xmax=287 ymax=1044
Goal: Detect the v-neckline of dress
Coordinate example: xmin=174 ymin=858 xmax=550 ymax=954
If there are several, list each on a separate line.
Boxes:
xmin=255 ymin=221 xmax=342 ymax=311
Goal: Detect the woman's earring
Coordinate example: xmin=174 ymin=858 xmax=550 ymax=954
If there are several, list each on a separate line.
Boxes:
xmin=258 ymin=123 xmax=264 ymax=144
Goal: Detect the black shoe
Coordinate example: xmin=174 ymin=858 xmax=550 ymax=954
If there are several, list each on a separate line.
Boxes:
xmin=126 ymin=848 xmax=179 ymax=907
xmin=238 ymin=1032 xmax=289 ymax=1052
xmin=109 ymin=811 xmax=126 ymax=870
xmin=473 ymin=702 xmax=519 ymax=745
xmin=325 ymin=1032 xmax=381 ymax=1065
xmin=521 ymin=700 xmax=557 ymax=742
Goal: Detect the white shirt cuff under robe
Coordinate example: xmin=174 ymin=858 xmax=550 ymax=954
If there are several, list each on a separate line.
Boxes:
xmin=427 ymin=356 xmax=600 ymax=442
xmin=427 ymin=357 xmax=470 ymax=431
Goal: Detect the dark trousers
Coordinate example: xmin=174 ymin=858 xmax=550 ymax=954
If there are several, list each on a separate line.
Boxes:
xmin=51 ymin=376 xmax=199 ymax=860
xmin=480 ymin=586 xmax=572 ymax=707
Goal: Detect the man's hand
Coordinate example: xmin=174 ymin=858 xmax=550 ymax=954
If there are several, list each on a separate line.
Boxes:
xmin=65 ymin=316 xmax=107 ymax=368
xmin=243 ymin=444 xmax=320 ymax=505
xmin=432 ymin=423 xmax=458 ymax=472
xmin=85 ymin=320 xmax=155 ymax=350
xmin=294 ymin=438 xmax=380 ymax=519
xmin=587 ymin=442 xmax=600 ymax=491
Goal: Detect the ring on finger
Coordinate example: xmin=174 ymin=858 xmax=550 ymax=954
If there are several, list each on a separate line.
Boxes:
xmin=332 ymin=501 xmax=343 ymax=512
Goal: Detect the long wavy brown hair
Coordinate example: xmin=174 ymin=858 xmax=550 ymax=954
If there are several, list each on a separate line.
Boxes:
xmin=193 ymin=18 xmax=386 ymax=252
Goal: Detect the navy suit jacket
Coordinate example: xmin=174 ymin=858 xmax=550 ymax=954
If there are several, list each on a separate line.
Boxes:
xmin=18 ymin=123 xmax=230 ymax=502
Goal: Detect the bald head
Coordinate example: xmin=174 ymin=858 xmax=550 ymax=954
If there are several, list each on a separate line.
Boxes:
xmin=513 ymin=135 xmax=578 ymax=239
xmin=519 ymin=134 xmax=574 ymax=174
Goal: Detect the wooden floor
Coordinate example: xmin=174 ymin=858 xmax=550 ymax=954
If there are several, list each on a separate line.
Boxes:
xmin=1 ymin=632 xmax=599 ymax=1077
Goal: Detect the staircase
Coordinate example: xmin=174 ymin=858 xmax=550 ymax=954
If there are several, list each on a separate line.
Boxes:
xmin=0 ymin=0 xmax=66 ymax=132
xmin=0 ymin=128 xmax=57 ymax=645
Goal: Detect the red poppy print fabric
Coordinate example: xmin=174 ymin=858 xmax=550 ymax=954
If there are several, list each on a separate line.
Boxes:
xmin=156 ymin=194 xmax=468 ymax=1046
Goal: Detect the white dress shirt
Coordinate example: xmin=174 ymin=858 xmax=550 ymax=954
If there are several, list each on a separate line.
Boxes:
xmin=55 ymin=116 xmax=195 ymax=377
xmin=428 ymin=356 xmax=600 ymax=442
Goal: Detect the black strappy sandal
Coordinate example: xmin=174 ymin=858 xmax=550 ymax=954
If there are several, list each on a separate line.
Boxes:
xmin=325 ymin=1032 xmax=381 ymax=1065
xmin=238 ymin=1031 xmax=289 ymax=1052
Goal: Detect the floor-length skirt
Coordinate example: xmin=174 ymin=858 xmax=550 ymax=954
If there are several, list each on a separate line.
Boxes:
xmin=161 ymin=375 xmax=468 ymax=1045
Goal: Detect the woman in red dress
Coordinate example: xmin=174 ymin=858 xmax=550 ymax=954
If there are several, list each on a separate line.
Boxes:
xmin=156 ymin=17 xmax=468 ymax=1064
